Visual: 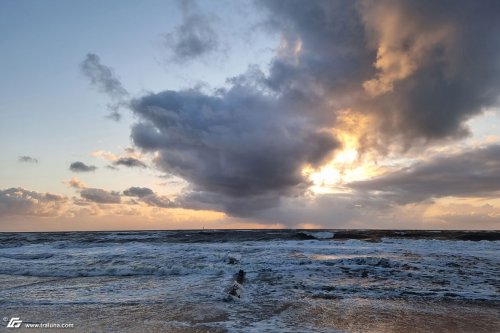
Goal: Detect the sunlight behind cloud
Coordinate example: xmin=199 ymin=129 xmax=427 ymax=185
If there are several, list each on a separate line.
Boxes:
xmin=304 ymin=110 xmax=380 ymax=194
xmin=304 ymin=144 xmax=374 ymax=194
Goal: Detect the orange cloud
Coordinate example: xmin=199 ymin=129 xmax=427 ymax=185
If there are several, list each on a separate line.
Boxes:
xmin=361 ymin=0 xmax=456 ymax=96
xmin=64 ymin=177 xmax=87 ymax=189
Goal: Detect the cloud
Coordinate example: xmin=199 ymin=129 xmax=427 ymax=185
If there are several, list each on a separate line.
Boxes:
xmin=112 ymin=157 xmax=147 ymax=168
xmin=18 ymin=156 xmax=38 ymax=164
xmin=430 ymin=202 xmax=500 ymax=230
xmin=258 ymin=0 xmax=500 ymax=147
xmin=91 ymin=149 xmax=147 ymax=168
xmin=77 ymin=0 xmax=500 ymax=219
xmin=81 ymin=53 xmax=129 ymax=120
xmin=177 ymin=190 xmax=283 ymax=217
xmin=122 ymin=186 xmax=178 ymax=208
xmin=64 ymin=177 xmax=87 ymax=190
xmin=350 ymin=144 xmax=500 ymax=204
xmin=141 ymin=194 xmax=178 ymax=209
xmin=0 ymin=188 xmax=67 ymax=217
xmin=360 ymin=1 xmax=455 ymax=97
xmin=123 ymin=187 xmax=154 ymax=198
xmin=130 ymin=85 xmax=339 ymax=215
xmin=69 ymin=161 xmax=97 ymax=173
xmin=80 ymin=188 xmax=121 ymax=204
xmin=90 ymin=150 xmax=118 ymax=161
xmin=164 ymin=0 xmax=219 ymax=62
xmin=250 ymin=192 xmax=389 ymax=228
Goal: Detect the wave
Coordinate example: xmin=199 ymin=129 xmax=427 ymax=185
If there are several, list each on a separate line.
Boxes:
xmin=302 ymin=231 xmax=335 ymax=239
xmin=0 ymin=263 xmax=215 ymax=278
xmin=0 ymin=253 xmax=54 ymax=260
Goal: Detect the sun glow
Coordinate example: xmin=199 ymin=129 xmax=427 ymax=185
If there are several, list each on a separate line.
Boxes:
xmin=304 ymin=110 xmax=379 ymax=194
xmin=305 ymin=150 xmax=374 ymax=194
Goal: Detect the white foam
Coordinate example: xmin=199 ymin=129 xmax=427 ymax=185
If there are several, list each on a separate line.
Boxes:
xmin=0 ymin=236 xmax=498 ymax=308
xmin=304 ymin=231 xmax=335 ymax=239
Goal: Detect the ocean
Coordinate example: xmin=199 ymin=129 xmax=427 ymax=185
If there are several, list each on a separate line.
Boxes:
xmin=0 ymin=230 xmax=498 ymax=332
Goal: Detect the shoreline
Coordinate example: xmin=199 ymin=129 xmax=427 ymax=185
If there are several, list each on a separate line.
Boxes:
xmin=2 ymin=298 xmax=499 ymax=333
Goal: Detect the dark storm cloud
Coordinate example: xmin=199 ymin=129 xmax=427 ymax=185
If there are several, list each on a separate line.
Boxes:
xmin=178 ymin=190 xmax=287 ymax=217
xmin=164 ymin=0 xmax=219 ymax=62
xmin=124 ymin=0 xmax=500 ymax=217
xmin=80 ymin=188 xmax=121 ymax=204
xmin=0 ymin=188 xmax=67 ymax=217
xmin=81 ymin=53 xmax=129 ymax=121
xmin=257 ymin=0 xmax=500 ymax=146
xmin=130 ymin=85 xmax=339 ymax=214
xmin=18 ymin=156 xmax=38 ymax=164
xmin=112 ymin=157 xmax=147 ymax=168
xmin=350 ymin=144 xmax=500 ymax=204
xmin=123 ymin=187 xmax=154 ymax=198
xmin=69 ymin=161 xmax=97 ymax=173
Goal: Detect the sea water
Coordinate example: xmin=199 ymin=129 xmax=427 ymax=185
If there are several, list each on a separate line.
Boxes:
xmin=0 ymin=230 xmax=498 ymax=332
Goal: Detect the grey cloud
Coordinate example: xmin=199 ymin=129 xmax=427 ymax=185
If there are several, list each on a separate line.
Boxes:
xmin=141 ymin=194 xmax=178 ymax=209
xmin=258 ymin=0 xmax=500 ymax=147
xmin=81 ymin=53 xmax=128 ymax=99
xmin=0 ymin=188 xmax=67 ymax=217
xmin=69 ymin=161 xmax=97 ymax=173
xmin=112 ymin=157 xmax=147 ymax=168
xmin=164 ymin=0 xmax=219 ymax=62
xmin=105 ymin=104 xmax=123 ymax=122
xmin=124 ymin=147 xmax=137 ymax=154
xmin=226 ymin=191 xmax=399 ymax=228
xmin=173 ymin=190 xmax=281 ymax=217
xmin=123 ymin=187 xmax=154 ymax=198
xmin=18 ymin=156 xmax=38 ymax=164
xmin=80 ymin=188 xmax=121 ymax=204
xmin=81 ymin=53 xmax=129 ymax=121
xmin=122 ymin=186 xmax=177 ymax=208
xmin=350 ymin=144 xmax=500 ymax=204
xmin=126 ymin=0 xmax=500 ymax=218
xmin=130 ymin=85 xmax=339 ymax=215
xmin=80 ymin=186 xmax=176 ymax=207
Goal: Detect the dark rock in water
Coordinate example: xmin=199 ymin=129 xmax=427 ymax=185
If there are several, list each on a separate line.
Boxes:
xmin=227 ymin=283 xmax=242 ymax=299
xmin=235 ymin=269 xmax=245 ymax=284
xmin=226 ymin=270 xmax=246 ymax=300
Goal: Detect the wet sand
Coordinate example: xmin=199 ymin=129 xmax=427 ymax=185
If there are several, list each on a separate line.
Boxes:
xmin=2 ymin=299 xmax=498 ymax=332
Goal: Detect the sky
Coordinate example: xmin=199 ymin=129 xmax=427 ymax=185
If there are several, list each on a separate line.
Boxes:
xmin=1 ymin=0 xmax=500 ymax=231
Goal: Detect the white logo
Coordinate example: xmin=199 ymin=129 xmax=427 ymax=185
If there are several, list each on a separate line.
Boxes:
xmin=6 ymin=317 xmax=22 ymax=328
